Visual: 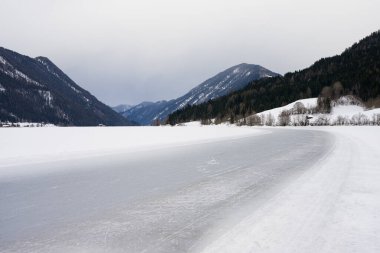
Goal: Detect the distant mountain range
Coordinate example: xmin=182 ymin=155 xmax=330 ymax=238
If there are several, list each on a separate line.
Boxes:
xmin=119 ymin=63 xmax=279 ymax=125
xmin=0 ymin=47 xmax=133 ymax=126
xmin=167 ymin=30 xmax=380 ymax=125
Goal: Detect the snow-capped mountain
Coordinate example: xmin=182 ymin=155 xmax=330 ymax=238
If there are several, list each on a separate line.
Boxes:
xmin=0 ymin=47 xmax=133 ymax=126
xmin=123 ymin=63 xmax=279 ymax=125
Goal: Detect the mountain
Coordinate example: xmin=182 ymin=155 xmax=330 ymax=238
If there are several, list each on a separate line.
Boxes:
xmin=167 ymin=30 xmax=380 ymax=125
xmin=112 ymin=104 xmax=133 ymax=113
xmin=122 ymin=63 xmax=279 ymax=125
xmin=0 ymin=47 xmax=133 ymax=126
xmin=123 ymin=101 xmax=169 ymax=125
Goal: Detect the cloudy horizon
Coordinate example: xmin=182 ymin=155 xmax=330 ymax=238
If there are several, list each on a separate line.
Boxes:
xmin=1 ymin=0 xmax=379 ymax=106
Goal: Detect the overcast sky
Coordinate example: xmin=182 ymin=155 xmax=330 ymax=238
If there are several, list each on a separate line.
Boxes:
xmin=1 ymin=0 xmax=379 ymax=106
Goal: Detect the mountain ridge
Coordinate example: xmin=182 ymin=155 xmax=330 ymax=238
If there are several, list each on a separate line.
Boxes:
xmin=0 ymin=47 xmax=133 ymax=126
xmin=122 ymin=63 xmax=279 ymax=125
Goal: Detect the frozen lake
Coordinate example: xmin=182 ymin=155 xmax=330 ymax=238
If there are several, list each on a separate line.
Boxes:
xmin=0 ymin=128 xmax=332 ymax=252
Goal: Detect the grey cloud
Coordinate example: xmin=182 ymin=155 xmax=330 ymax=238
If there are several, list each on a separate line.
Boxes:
xmin=1 ymin=0 xmax=379 ymax=105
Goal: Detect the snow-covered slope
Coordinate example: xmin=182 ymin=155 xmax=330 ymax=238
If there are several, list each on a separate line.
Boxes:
xmin=258 ymin=97 xmax=318 ymax=119
xmin=257 ymin=96 xmax=380 ymax=125
xmin=123 ymin=63 xmax=279 ymax=125
xmin=172 ymin=63 xmax=278 ymax=107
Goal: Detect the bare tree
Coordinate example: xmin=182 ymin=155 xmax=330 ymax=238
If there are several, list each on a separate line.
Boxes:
xmin=292 ymin=114 xmax=308 ymax=126
xmin=248 ymin=114 xmax=261 ymax=126
xmin=314 ymin=115 xmax=330 ymax=126
xmin=260 ymin=114 xmax=265 ymax=125
xmin=317 ymin=96 xmax=331 ymax=113
xmin=278 ymin=110 xmax=291 ymax=126
xmin=332 ymin=81 xmax=344 ymax=99
xmin=265 ymin=113 xmax=275 ymax=126
xmin=334 ymin=115 xmax=349 ymax=125
xmin=317 ymin=86 xmax=333 ymax=113
xmin=292 ymin=102 xmax=307 ymax=114
xmin=372 ymin=114 xmax=380 ymax=125
xmin=351 ymin=113 xmax=369 ymax=125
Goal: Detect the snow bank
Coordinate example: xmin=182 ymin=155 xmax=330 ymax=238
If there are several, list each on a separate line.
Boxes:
xmin=0 ymin=126 xmax=265 ymax=177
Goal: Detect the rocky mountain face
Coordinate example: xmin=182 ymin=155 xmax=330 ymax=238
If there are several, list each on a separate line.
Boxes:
xmin=0 ymin=47 xmax=133 ymax=126
xmin=122 ymin=63 xmax=279 ymax=125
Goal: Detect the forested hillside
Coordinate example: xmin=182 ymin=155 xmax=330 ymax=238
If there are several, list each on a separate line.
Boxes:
xmin=168 ymin=30 xmax=380 ymax=125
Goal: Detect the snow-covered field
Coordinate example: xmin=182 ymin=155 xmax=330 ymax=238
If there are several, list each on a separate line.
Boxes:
xmin=1 ymin=126 xmax=379 ymax=252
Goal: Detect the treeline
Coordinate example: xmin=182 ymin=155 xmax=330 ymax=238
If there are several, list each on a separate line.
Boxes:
xmin=240 ymin=104 xmax=380 ymax=127
xmin=167 ymin=30 xmax=380 ymax=125
xmin=0 ymin=122 xmax=50 ymax=127
xmin=240 ymin=112 xmax=380 ymax=127
xmin=197 ymin=93 xmax=380 ymax=127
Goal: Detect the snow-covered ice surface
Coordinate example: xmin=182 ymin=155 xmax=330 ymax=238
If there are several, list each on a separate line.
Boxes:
xmin=0 ymin=126 xmax=261 ymax=178
xmin=1 ymin=126 xmax=379 ymax=252
xmin=199 ymin=126 xmax=380 ymax=253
